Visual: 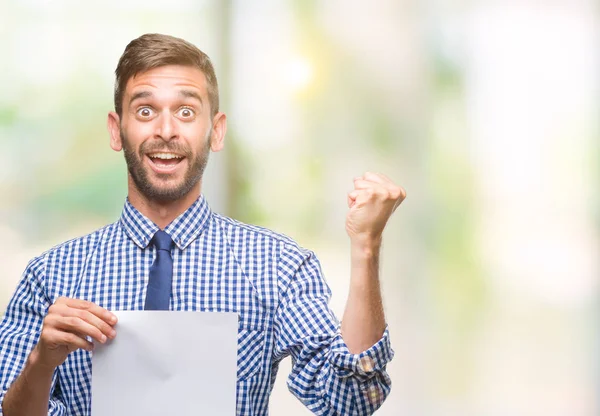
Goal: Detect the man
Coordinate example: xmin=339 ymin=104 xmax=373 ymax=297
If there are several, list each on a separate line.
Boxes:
xmin=0 ymin=34 xmax=405 ymax=415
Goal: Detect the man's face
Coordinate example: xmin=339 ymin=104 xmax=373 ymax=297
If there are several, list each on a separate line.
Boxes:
xmin=111 ymin=65 xmax=220 ymax=203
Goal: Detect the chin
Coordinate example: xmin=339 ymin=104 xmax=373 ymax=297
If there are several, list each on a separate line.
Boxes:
xmin=142 ymin=179 xmax=200 ymax=203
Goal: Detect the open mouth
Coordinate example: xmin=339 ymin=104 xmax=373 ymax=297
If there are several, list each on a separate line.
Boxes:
xmin=146 ymin=152 xmax=186 ymax=173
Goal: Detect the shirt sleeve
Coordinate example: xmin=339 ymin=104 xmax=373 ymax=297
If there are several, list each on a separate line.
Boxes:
xmin=0 ymin=256 xmax=66 ymax=415
xmin=273 ymin=244 xmax=394 ymax=415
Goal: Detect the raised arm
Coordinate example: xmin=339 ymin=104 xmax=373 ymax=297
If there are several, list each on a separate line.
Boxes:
xmin=341 ymin=172 xmax=405 ymax=353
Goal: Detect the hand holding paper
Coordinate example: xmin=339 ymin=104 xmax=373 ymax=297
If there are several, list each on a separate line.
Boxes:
xmin=33 ymin=297 xmax=117 ymax=370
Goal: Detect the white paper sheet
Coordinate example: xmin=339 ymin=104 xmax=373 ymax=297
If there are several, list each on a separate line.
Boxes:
xmin=92 ymin=311 xmax=238 ymax=416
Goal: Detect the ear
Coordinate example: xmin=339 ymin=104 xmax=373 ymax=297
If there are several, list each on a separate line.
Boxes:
xmin=108 ymin=111 xmax=123 ymax=152
xmin=210 ymin=112 xmax=227 ymax=152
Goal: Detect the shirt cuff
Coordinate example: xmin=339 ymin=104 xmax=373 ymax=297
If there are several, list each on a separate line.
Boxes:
xmin=328 ymin=325 xmax=394 ymax=381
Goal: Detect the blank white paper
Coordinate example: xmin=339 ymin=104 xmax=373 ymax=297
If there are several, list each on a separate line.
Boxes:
xmin=91 ymin=311 xmax=238 ymax=416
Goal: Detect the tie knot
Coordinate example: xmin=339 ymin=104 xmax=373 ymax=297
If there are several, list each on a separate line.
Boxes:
xmin=152 ymin=230 xmax=174 ymax=252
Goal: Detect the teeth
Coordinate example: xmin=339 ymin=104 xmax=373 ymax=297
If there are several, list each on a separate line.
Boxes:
xmin=149 ymin=153 xmax=183 ymax=160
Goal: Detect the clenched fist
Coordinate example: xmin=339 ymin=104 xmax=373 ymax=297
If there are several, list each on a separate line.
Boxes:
xmin=31 ymin=297 xmax=117 ymax=371
xmin=346 ymin=172 xmax=406 ymax=243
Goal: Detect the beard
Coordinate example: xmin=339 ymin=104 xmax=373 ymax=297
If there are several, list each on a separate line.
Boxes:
xmin=121 ymin=128 xmax=211 ymax=203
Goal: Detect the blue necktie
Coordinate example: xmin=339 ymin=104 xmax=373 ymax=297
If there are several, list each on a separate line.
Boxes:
xmin=144 ymin=230 xmax=174 ymax=310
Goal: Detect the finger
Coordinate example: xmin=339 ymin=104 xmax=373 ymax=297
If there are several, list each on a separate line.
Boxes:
xmin=50 ymin=304 xmax=117 ymax=340
xmin=60 ymin=331 xmax=95 ymax=352
xmin=44 ymin=327 xmax=94 ymax=352
xmin=58 ymin=298 xmax=117 ymax=326
xmin=348 ymin=189 xmax=382 ymax=207
xmin=347 ymin=190 xmax=359 ymax=208
xmin=348 ymin=190 xmax=360 ymax=199
xmin=76 ymin=309 xmax=117 ymax=340
xmin=399 ymin=186 xmax=406 ymax=200
xmin=393 ymin=186 xmax=407 ymax=203
xmin=54 ymin=315 xmax=109 ymax=344
xmin=362 ymin=173 xmax=402 ymax=199
xmin=392 ymin=187 xmax=407 ymax=210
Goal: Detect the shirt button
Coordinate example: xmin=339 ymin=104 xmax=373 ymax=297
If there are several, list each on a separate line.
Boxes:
xmin=359 ymin=356 xmax=374 ymax=373
xmin=365 ymin=384 xmax=384 ymax=406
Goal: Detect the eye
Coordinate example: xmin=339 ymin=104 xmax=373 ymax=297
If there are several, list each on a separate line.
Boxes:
xmin=177 ymin=107 xmax=195 ymax=119
xmin=136 ymin=107 xmax=154 ymax=118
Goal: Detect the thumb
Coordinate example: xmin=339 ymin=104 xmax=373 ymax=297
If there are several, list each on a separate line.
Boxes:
xmin=347 ymin=190 xmax=359 ymax=208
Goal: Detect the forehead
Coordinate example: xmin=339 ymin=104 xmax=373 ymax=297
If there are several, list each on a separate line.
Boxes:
xmin=124 ymin=65 xmax=208 ymax=98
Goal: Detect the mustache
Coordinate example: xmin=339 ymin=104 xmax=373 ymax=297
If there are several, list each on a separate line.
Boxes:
xmin=138 ymin=140 xmax=193 ymax=158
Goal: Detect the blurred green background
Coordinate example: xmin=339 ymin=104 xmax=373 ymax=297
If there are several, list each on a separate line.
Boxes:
xmin=1 ymin=0 xmax=598 ymax=414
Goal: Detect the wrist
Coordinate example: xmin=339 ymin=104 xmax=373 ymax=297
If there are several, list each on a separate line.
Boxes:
xmin=27 ymin=346 xmax=56 ymax=378
xmin=350 ymin=235 xmax=382 ymax=257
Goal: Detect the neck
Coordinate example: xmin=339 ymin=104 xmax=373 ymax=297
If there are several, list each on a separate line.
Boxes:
xmin=127 ymin=176 xmax=201 ymax=229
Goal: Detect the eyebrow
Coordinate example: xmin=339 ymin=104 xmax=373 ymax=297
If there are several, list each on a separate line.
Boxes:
xmin=179 ymin=90 xmax=203 ymax=105
xmin=129 ymin=91 xmax=153 ymax=106
xmin=128 ymin=90 xmax=203 ymax=107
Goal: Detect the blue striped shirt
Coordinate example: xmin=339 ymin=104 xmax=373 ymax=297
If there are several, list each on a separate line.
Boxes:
xmin=0 ymin=196 xmax=393 ymax=415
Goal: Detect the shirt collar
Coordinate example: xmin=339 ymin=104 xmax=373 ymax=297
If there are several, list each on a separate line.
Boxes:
xmin=119 ymin=195 xmax=212 ymax=250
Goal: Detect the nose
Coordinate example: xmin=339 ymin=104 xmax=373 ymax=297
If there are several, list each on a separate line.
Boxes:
xmin=155 ymin=112 xmax=178 ymax=141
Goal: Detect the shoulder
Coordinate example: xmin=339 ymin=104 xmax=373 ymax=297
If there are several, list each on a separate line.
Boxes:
xmin=212 ymin=214 xmax=323 ymax=292
xmin=212 ymin=213 xmax=313 ymax=259
xmin=34 ymin=222 xmax=119 ymax=267
xmin=213 ymin=213 xmax=300 ymax=246
xmin=18 ymin=222 xmax=118 ymax=289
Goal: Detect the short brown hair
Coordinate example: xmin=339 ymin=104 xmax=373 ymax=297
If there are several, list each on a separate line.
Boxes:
xmin=114 ymin=33 xmax=219 ymax=117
